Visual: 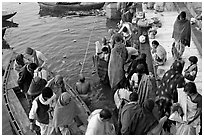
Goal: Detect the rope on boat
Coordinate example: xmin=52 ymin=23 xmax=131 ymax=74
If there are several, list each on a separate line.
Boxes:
xmin=80 ymin=19 xmax=97 ymax=74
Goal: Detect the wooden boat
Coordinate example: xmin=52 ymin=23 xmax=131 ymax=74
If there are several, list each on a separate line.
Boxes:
xmin=2 ymin=11 xmax=17 ymax=21
xmin=2 ymin=51 xmax=91 ymax=135
xmin=38 ymin=2 xmax=105 ymax=12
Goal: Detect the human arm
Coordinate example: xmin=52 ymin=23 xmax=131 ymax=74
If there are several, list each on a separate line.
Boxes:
xmin=29 ymin=100 xmax=38 ymax=131
xmin=37 ymin=51 xmax=48 ymax=70
xmin=17 ymin=69 xmax=26 ymax=89
xmin=46 ymin=77 xmax=55 ymax=87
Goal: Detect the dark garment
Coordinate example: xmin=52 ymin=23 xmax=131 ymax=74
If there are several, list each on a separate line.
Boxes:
xmin=35 ymin=97 xmax=49 ymax=124
xmin=122 ymin=11 xmax=134 ymax=23
xmin=130 ymin=99 xmax=158 ymax=135
xmin=184 ymin=64 xmax=198 ymax=81
xmin=157 ymin=60 xmax=185 ymax=103
xmin=172 ymin=15 xmax=191 ymax=47
xmin=127 ymin=58 xmax=149 ymax=80
xmin=17 ymin=65 xmax=34 ymax=93
xmin=120 ymin=102 xmax=141 ymax=135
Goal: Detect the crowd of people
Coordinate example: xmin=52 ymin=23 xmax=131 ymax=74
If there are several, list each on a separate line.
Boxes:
xmin=13 ymin=2 xmax=201 ymax=135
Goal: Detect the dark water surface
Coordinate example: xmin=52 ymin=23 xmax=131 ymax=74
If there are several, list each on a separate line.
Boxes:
xmin=2 ymin=2 xmax=119 ymax=134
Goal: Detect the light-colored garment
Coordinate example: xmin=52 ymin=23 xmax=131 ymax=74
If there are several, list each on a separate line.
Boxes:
xmin=178 ymin=88 xmax=200 ymax=127
xmin=33 ymin=50 xmax=47 ymax=68
xmin=85 ymin=109 xmax=115 ymax=135
xmin=152 ymin=44 xmax=167 ymax=65
xmin=29 ymin=50 xmax=48 ymax=80
xmin=130 ymin=73 xmax=139 ymax=90
xmin=34 ymin=69 xmax=48 ymax=81
xmin=170 ymin=88 xmax=200 ymax=135
xmin=126 ymin=47 xmax=139 ymax=62
xmin=29 ymin=94 xmax=56 ymax=135
xmin=52 ymin=95 xmax=82 ymax=135
xmin=114 ymin=88 xmax=131 ymax=109
xmin=172 ymin=40 xmax=185 ymax=60
xmin=169 ymin=111 xmax=196 ymax=135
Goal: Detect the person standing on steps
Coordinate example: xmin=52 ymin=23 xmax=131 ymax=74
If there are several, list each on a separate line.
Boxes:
xmin=172 ymin=11 xmax=191 ymax=60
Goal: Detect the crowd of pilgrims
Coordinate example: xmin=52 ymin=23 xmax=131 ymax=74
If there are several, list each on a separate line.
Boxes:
xmin=13 ymin=2 xmax=201 ymax=135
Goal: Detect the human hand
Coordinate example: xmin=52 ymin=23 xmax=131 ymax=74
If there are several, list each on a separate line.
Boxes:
xmin=30 ymin=122 xmax=35 ymax=132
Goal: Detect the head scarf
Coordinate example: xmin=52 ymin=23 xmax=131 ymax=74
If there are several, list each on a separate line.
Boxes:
xmin=60 ymin=92 xmax=72 ymax=106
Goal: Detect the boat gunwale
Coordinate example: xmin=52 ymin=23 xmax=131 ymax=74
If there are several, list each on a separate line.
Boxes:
xmin=2 ymin=51 xmax=91 ymax=135
xmin=2 ymin=51 xmax=24 ymax=135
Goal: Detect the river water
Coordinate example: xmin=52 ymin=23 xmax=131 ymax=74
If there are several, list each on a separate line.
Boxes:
xmin=2 ymin=2 xmax=119 ymax=134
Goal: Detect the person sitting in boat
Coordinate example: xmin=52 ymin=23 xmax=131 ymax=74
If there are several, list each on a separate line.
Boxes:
xmin=17 ymin=63 xmax=38 ymax=106
xmin=85 ymin=108 xmax=115 ymax=135
xmin=184 ymin=56 xmax=198 ymax=82
xmin=46 ymin=75 xmax=67 ymax=106
xmin=52 ymin=92 xmax=85 ymax=135
xmin=75 ymin=74 xmax=92 ymax=106
xmin=29 ymin=87 xmax=56 ymax=135
xmin=25 ymin=47 xmax=48 ymax=81
xmin=14 ymin=53 xmax=25 ymax=78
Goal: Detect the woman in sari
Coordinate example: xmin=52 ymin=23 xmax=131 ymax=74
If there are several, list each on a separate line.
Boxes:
xmin=134 ymin=64 xmax=152 ymax=105
xmin=183 ymin=82 xmax=202 ymax=135
xmin=156 ymin=60 xmax=185 ymax=103
xmin=172 ymin=11 xmax=191 ymax=60
xmin=170 ymin=82 xmax=202 ymax=135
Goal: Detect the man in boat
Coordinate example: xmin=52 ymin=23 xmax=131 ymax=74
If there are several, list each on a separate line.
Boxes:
xmin=85 ymin=108 xmax=115 ymax=135
xmin=46 ymin=75 xmax=67 ymax=105
xmin=17 ymin=63 xmax=38 ymax=106
xmin=108 ymin=33 xmax=128 ymax=93
xmin=172 ymin=11 xmax=191 ymax=60
xmin=14 ymin=54 xmax=25 ymax=78
xmin=29 ymin=87 xmax=56 ymax=135
xmin=25 ymin=47 xmax=48 ymax=80
xmin=51 ymin=92 xmax=85 ymax=135
xmin=75 ymin=74 xmax=92 ymax=106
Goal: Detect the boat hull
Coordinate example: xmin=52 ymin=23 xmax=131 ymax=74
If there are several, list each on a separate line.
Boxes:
xmin=38 ymin=2 xmax=105 ymax=12
xmin=2 ymin=12 xmax=17 ymax=21
xmin=2 ymin=51 xmax=91 ymax=135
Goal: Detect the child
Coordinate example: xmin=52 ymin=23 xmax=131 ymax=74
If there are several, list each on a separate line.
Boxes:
xmin=184 ymin=56 xmax=198 ymax=81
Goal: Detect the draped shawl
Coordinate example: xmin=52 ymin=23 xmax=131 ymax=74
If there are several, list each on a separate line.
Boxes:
xmin=172 ymin=16 xmax=191 ymax=47
xmin=108 ymin=43 xmax=127 ymax=89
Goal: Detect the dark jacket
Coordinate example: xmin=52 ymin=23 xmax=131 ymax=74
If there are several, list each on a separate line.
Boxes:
xmin=35 ymin=97 xmax=49 ymax=124
xmin=17 ymin=65 xmax=34 ymax=93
